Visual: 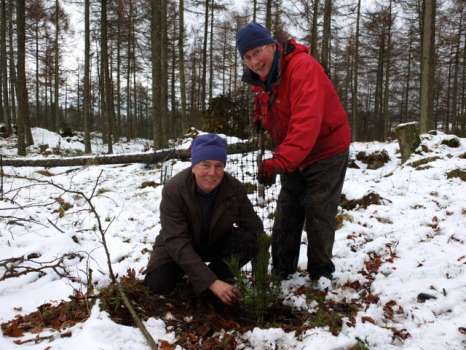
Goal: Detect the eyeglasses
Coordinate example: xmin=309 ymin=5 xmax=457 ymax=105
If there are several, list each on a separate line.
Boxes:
xmin=242 ymin=45 xmax=268 ymax=65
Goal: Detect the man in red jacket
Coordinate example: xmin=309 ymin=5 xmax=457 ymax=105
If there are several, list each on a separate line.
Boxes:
xmin=237 ymin=22 xmax=351 ymax=281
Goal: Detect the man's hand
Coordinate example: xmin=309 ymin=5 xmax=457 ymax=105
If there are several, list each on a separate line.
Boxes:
xmin=209 ymin=280 xmax=241 ymax=305
xmin=258 ymin=159 xmax=278 ymax=186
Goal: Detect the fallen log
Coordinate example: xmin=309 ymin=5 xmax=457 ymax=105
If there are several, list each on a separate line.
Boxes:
xmin=1 ymin=141 xmax=257 ymax=167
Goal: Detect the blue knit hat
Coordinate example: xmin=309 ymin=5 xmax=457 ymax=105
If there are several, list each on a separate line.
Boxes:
xmin=236 ymin=22 xmax=274 ymax=58
xmin=191 ymin=134 xmax=227 ymax=166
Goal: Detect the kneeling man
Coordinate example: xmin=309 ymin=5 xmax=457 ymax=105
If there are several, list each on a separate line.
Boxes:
xmin=144 ymin=133 xmax=263 ymax=304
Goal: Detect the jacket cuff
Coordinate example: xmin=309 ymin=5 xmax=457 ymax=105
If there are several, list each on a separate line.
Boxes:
xmin=191 ymin=267 xmax=218 ymax=295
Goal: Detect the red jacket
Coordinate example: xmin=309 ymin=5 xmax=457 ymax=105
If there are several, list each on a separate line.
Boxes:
xmin=246 ymin=39 xmax=351 ymax=171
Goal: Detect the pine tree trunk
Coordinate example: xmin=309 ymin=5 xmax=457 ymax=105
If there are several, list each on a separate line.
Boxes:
xmin=208 ymin=0 xmax=214 ymax=105
xmin=374 ymin=35 xmax=385 ymax=141
xmin=445 ymin=45 xmax=453 ymax=133
xmin=83 ymin=0 xmax=92 ymax=153
xmin=126 ymin=0 xmax=133 ymax=142
xmin=8 ymin=0 xmax=16 ymax=129
xmin=0 ymin=0 xmax=9 ymax=134
xmin=420 ymin=0 xmax=436 ymax=133
xmin=15 ymin=0 xmax=27 ymax=155
xmin=35 ymin=21 xmax=40 ymax=127
xmin=382 ymin=1 xmax=392 ymax=140
xmin=201 ymin=0 xmax=208 ymax=112
xmin=178 ymin=0 xmax=187 ymax=133
xmin=152 ymin=0 xmax=162 ymax=148
xmin=451 ymin=14 xmax=462 ymax=133
xmin=461 ymin=23 xmax=466 ymax=135
xmin=116 ymin=0 xmax=122 ymax=141
xmin=170 ymin=23 xmax=176 ymax=133
xmin=265 ymin=0 xmax=272 ymax=29
xmin=351 ymin=0 xmax=360 ymax=141
xmin=321 ymin=0 xmax=332 ymax=74
xmin=190 ymin=51 xmax=197 ymax=112
xmin=0 ymin=44 xmax=3 ymax=124
xmin=54 ymin=0 xmax=60 ymax=132
xmin=310 ymin=0 xmax=319 ymax=60
xmin=101 ymin=0 xmax=113 ymax=153
xmin=402 ymin=30 xmax=413 ymax=123
xmin=161 ymin=0 xmax=168 ymax=143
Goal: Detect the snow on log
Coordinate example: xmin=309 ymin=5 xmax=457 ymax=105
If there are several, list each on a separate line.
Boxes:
xmin=1 ymin=141 xmax=256 ymax=167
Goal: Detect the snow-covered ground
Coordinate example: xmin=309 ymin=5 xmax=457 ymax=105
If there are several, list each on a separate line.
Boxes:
xmin=1 ymin=128 xmax=465 ymax=349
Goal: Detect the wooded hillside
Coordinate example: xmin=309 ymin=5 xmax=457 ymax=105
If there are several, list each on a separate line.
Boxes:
xmin=0 ymin=0 xmax=465 ymax=155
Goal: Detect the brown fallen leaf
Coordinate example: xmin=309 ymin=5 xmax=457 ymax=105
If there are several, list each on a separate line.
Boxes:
xmin=159 ymin=340 xmax=176 ymax=350
xmin=3 ymin=321 xmax=24 ymax=337
xmin=392 ymin=328 xmax=410 ymax=341
xmin=361 ymin=316 xmax=376 ymax=325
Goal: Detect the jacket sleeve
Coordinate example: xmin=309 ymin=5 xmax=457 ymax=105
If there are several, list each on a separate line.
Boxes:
xmin=231 ymin=185 xmax=263 ymax=258
xmin=159 ymin=186 xmax=217 ymax=294
xmin=273 ymin=55 xmax=329 ymax=171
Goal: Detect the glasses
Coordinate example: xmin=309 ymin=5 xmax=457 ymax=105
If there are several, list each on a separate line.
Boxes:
xmin=242 ymin=45 xmax=268 ymax=65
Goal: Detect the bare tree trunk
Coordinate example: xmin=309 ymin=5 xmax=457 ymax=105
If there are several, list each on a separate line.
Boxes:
xmin=15 ymin=0 xmax=27 ymax=155
xmin=152 ymin=0 xmax=162 ymax=148
xmin=420 ymin=0 xmax=436 ymax=133
xmin=265 ymin=0 xmax=272 ymax=29
xmin=116 ymin=0 xmax=123 ymax=141
xmin=101 ymin=0 xmax=113 ymax=154
xmin=1 ymin=0 xmax=10 ymax=134
xmin=382 ymin=0 xmax=392 ymax=139
xmin=221 ymin=23 xmax=227 ymax=96
xmin=374 ymin=30 xmax=385 ymax=141
xmin=178 ymin=0 xmax=187 ymax=133
xmin=310 ymin=0 xmax=319 ymax=60
xmin=189 ymin=51 xmax=197 ymax=112
xmin=445 ymin=45 xmax=453 ymax=133
xmin=161 ymin=0 xmax=168 ymax=142
xmin=83 ymin=0 xmax=92 ymax=153
xmin=402 ymin=29 xmax=413 ymax=123
xmin=351 ymin=0 xmax=360 ymax=141
xmin=8 ymin=0 xmax=16 ymax=129
xmin=208 ymin=0 xmax=214 ymax=105
xmin=170 ymin=17 xmax=176 ymax=121
xmin=34 ymin=20 xmax=40 ymax=127
xmin=451 ymin=12 xmax=462 ymax=133
xmin=321 ymin=0 xmax=332 ymax=74
xmin=0 ymin=39 xmax=3 ymax=125
xmin=126 ymin=0 xmax=133 ymax=142
xmin=54 ymin=0 xmax=60 ymax=132
xmin=461 ymin=21 xmax=466 ymax=135
xmin=201 ymin=0 xmax=208 ymax=112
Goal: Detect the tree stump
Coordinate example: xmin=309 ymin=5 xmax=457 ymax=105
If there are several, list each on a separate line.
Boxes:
xmin=394 ymin=122 xmax=420 ymax=163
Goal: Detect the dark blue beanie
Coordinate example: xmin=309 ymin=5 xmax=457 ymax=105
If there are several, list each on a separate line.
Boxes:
xmin=191 ymin=134 xmax=227 ymax=166
xmin=236 ymin=22 xmax=274 ymax=58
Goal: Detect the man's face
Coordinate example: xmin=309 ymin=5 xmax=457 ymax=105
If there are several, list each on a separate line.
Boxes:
xmin=192 ymin=160 xmax=225 ymax=193
xmin=243 ymin=43 xmax=276 ymax=80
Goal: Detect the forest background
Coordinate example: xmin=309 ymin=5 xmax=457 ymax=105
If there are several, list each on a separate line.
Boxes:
xmin=0 ymin=0 xmax=464 ymax=155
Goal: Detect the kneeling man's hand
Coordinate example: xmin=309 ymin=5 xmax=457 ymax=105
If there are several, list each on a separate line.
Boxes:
xmin=209 ymin=280 xmax=241 ymax=305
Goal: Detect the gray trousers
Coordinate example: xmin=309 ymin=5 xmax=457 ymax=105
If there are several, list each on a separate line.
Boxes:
xmin=271 ymin=150 xmax=348 ymax=278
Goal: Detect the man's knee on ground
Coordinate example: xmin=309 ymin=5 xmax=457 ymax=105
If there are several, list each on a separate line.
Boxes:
xmin=143 ymin=263 xmax=183 ymax=294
